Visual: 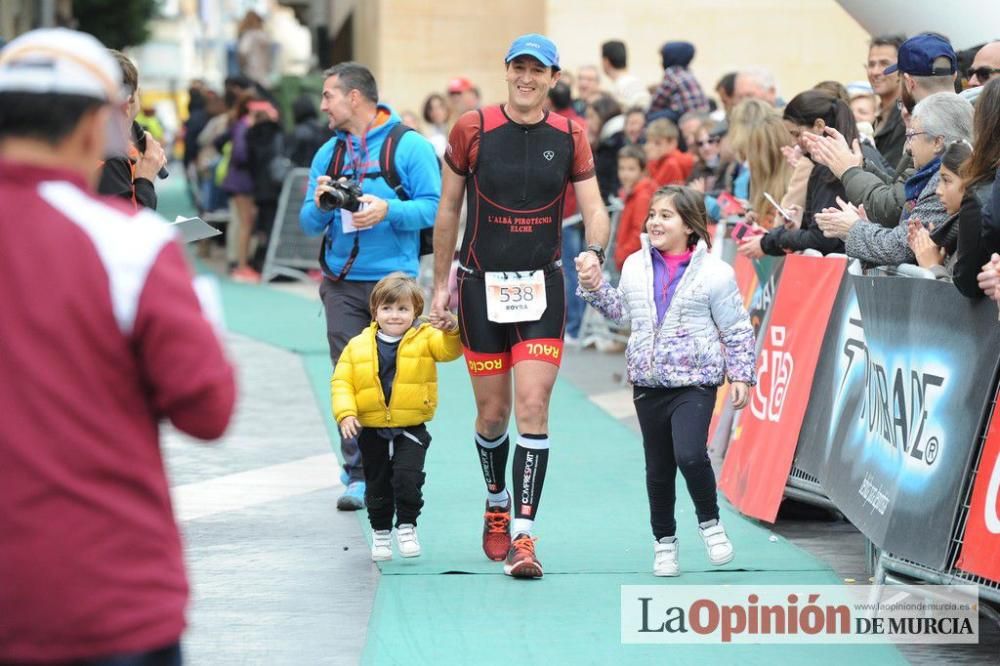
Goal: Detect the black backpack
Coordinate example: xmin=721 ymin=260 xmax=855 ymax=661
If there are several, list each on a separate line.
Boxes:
xmin=325 ymin=123 xmax=434 ymax=257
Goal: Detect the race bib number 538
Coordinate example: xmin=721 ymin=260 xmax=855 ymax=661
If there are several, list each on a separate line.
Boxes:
xmin=484 ymin=270 xmax=547 ymax=324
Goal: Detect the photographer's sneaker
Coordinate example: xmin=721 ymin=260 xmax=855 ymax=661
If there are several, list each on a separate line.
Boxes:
xmin=483 ymin=498 xmax=512 ymax=562
xmin=653 ymin=537 xmax=680 ymax=577
xmin=699 ymin=520 xmax=734 ymax=565
xmin=371 ymin=530 xmax=392 ymax=561
xmin=396 ymin=524 xmax=421 ymax=558
xmin=337 ymin=481 xmax=365 ymax=511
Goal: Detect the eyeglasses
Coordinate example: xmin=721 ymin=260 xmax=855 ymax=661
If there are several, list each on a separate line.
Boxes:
xmin=904 ymin=130 xmax=929 ymax=143
xmin=967 ymin=66 xmax=1000 ymax=81
xmin=696 ymin=138 xmax=720 ymax=147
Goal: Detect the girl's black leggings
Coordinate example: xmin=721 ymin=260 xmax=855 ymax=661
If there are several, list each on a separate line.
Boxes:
xmin=633 ymin=385 xmax=720 ymax=540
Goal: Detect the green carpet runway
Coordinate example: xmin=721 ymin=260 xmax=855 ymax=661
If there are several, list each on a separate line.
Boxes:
xmin=217 ymin=279 xmax=906 ymax=665
xmin=161 ymin=172 xmax=904 ymax=663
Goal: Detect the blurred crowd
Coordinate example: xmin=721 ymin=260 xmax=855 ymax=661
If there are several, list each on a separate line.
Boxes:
xmin=175 ymin=21 xmax=1000 ymax=312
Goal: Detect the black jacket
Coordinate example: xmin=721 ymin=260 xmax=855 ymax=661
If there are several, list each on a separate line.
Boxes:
xmin=953 ymin=177 xmax=998 ymax=298
xmin=288 ymin=119 xmax=332 ymax=168
xmin=246 ymin=120 xmax=286 ymax=205
xmin=97 ymin=157 xmax=157 ymax=210
xmin=761 ymin=164 xmax=845 ymax=255
xmin=594 ymin=130 xmax=625 ymax=203
xmin=873 ymin=102 xmax=906 ymax=171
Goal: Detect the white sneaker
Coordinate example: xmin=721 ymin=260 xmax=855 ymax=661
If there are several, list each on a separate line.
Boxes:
xmin=371 ymin=530 xmax=392 ymax=561
xmin=699 ymin=521 xmax=734 ymax=565
xmin=653 ymin=538 xmax=679 ymax=576
xmin=396 ymin=524 xmax=421 ymax=558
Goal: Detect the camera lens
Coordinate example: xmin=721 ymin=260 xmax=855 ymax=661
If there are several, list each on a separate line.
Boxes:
xmin=318 ymin=188 xmax=346 ymax=212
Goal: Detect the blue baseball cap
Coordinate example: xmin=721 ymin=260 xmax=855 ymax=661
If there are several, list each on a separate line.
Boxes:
xmin=505 ymin=34 xmax=560 ymax=70
xmin=883 ymin=33 xmax=957 ymax=76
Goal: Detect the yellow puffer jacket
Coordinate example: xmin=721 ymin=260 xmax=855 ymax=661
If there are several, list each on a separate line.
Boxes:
xmin=332 ymin=321 xmax=463 ymax=427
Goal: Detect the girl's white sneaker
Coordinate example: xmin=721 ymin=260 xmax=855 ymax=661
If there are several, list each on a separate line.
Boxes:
xmin=396 ymin=524 xmax=421 ymax=558
xmin=699 ymin=520 xmax=734 ymax=565
xmin=653 ymin=538 xmax=679 ymax=576
xmin=371 ymin=530 xmax=392 ymax=561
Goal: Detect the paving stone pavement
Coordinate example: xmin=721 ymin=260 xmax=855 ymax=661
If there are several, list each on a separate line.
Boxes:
xmin=164 ymin=334 xmax=376 ymax=666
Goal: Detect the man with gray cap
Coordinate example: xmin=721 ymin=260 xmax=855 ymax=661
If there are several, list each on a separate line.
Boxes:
xmin=0 ymin=28 xmax=235 ymax=664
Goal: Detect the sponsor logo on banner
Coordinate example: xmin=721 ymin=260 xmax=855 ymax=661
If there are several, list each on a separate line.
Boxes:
xmin=987 ymin=456 xmax=1000 ymax=534
xmin=816 ymin=276 xmax=1000 ymax=570
xmin=957 ymin=391 xmax=1000 ymax=582
xmin=750 ymin=326 xmax=793 ymax=423
xmin=844 ymin=336 xmax=945 ymax=470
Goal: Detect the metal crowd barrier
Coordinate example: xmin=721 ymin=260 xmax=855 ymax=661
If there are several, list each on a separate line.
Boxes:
xmin=874 ymin=381 xmax=1000 ymax=611
xmin=772 ymin=255 xmax=1000 ymax=615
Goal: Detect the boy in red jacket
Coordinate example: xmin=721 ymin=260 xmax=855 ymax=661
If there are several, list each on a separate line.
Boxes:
xmin=644 ymin=118 xmax=694 ymax=186
xmin=614 ymin=145 xmax=659 ymax=270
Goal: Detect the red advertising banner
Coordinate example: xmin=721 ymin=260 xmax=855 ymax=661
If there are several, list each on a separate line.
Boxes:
xmin=956 ymin=394 xmax=1000 ymax=583
xmin=719 ymin=254 xmax=846 ymax=522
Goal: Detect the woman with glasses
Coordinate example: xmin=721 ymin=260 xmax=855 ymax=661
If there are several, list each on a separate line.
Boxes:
xmin=687 ymin=120 xmax=722 ymax=192
xmin=815 ymin=92 xmax=973 ymax=267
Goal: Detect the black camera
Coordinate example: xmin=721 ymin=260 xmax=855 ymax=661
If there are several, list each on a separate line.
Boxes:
xmin=131 ymin=121 xmax=168 ymax=179
xmin=319 ymin=179 xmax=364 ymax=212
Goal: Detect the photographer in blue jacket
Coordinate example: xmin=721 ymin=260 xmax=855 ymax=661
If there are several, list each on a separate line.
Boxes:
xmin=300 ymin=61 xmax=441 ymax=510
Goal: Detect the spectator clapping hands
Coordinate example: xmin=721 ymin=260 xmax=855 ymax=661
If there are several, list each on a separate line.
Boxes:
xmin=906 ymin=219 xmax=943 ymax=268
xmin=802 ymin=127 xmax=863 ymax=179
xmin=816 ymin=196 xmax=866 ymax=239
xmin=977 ymin=254 xmax=1000 ymax=301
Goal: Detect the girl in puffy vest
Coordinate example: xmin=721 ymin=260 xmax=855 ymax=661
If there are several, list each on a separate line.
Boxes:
xmin=576 ymin=185 xmax=757 ymax=576
xmin=332 ymin=273 xmax=461 ymax=561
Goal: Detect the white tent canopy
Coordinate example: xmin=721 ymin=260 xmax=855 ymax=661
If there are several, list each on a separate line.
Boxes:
xmin=838 ymin=0 xmax=999 ymax=50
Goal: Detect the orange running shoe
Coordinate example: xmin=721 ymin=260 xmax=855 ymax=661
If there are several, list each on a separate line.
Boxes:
xmin=504 ymin=534 xmax=543 ymax=579
xmin=483 ymin=499 xmax=512 ymax=561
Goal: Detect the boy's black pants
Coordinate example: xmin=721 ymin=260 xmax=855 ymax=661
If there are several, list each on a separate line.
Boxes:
xmin=358 ymin=426 xmax=431 ymax=531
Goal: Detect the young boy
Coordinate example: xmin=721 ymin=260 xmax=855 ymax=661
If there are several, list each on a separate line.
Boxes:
xmin=332 ymin=273 xmax=462 ymax=561
xmin=614 ymin=145 xmax=658 ymax=270
xmin=644 ymin=118 xmax=695 ymax=187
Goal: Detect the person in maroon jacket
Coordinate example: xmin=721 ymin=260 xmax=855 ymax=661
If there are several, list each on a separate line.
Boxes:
xmin=0 ymin=29 xmax=236 ymax=665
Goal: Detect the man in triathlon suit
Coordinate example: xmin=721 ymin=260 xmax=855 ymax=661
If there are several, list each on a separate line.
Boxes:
xmin=429 ymin=34 xmax=610 ymax=579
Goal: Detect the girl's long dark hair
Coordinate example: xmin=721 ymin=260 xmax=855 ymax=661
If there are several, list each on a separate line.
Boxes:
xmin=941 ymin=140 xmax=972 ymax=176
xmin=963 ymin=78 xmax=1000 ymax=188
xmin=648 ymin=185 xmax=712 ymax=250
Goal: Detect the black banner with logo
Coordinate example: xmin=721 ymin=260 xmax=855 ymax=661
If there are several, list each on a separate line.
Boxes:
xmin=797 ymin=275 xmax=1000 ymax=570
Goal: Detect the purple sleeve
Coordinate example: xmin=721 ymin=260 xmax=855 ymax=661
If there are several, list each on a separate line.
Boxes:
xmin=229 ymin=119 xmax=250 ymax=166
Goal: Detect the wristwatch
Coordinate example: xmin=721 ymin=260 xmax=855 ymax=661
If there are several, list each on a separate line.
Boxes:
xmin=586 ymin=244 xmax=606 ymax=265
